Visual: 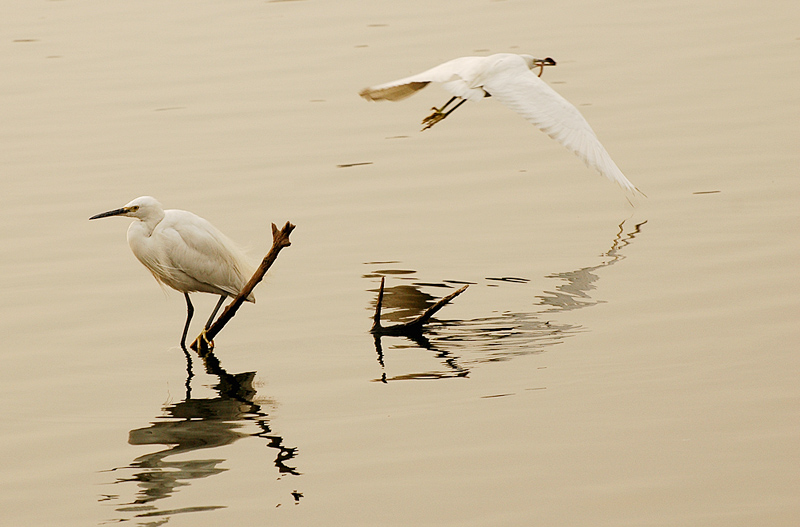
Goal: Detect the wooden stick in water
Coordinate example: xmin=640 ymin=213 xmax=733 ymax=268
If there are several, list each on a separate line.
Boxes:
xmin=192 ymin=221 xmax=295 ymax=353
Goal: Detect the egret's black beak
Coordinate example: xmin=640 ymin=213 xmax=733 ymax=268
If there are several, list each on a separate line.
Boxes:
xmin=90 ymin=207 xmax=128 ymax=220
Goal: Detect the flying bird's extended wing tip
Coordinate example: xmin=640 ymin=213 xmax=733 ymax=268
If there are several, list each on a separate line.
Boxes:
xmin=611 ymin=172 xmax=646 ymax=199
xmin=627 ymin=184 xmax=647 ymax=199
xmin=585 ymin=149 xmax=643 ymax=198
xmin=604 ymin=166 xmax=642 ymax=197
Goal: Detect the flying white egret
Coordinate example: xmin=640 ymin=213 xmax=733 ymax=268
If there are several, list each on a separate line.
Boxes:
xmin=90 ymin=196 xmax=255 ymax=350
xmin=359 ymin=53 xmax=640 ymax=194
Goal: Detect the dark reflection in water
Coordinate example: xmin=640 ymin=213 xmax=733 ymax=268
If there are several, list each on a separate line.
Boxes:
xmin=100 ymin=349 xmax=301 ymax=524
xmin=536 ymin=220 xmax=645 ymax=312
xmin=366 ymin=219 xmax=646 ymax=382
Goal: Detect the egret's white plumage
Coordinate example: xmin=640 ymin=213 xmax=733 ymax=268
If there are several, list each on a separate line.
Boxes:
xmin=360 ymin=53 xmax=640 ymax=194
xmin=90 ymin=196 xmax=254 ymax=349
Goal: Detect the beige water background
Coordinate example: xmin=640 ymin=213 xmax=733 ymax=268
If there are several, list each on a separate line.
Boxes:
xmin=2 ymin=0 xmax=798 ymax=525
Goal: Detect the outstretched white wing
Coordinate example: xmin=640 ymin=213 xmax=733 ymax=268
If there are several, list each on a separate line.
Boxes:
xmin=359 ymin=56 xmax=490 ymax=102
xmin=361 ymin=53 xmax=639 ymax=194
xmin=482 ymin=57 xmax=639 ymax=193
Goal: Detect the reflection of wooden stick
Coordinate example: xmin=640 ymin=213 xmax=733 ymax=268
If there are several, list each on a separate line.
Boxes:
xmin=370 ymin=276 xmax=468 ymax=335
xmin=192 ymin=221 xmax=296 ymax=352
xmin=371 ymin=277 xmax=386 ymax=333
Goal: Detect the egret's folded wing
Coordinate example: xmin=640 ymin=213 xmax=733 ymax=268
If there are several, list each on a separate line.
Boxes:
xmin=484 ymin=69 xmax=639 ymax=193
xmin=359 ymin=56 xmax=487 ymax=102
xmin=165 ymin=212 xmax=255 ymax=301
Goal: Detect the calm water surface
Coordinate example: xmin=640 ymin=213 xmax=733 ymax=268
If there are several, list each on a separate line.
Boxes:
xmin=2 ymin=0 xmax=798 ymax=525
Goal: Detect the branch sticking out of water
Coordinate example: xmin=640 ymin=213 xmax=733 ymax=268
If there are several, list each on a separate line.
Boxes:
xmin=370 ymin=276 xmax=468 ymax=336
xmin=192 ymin=221 xmax=296 ymax=353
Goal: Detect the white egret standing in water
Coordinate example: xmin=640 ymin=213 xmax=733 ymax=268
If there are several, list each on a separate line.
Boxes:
xmin=359 ymin=53 xmax=640 ymax=194
xmin=90 ymin=196 xmax=255 ymax=349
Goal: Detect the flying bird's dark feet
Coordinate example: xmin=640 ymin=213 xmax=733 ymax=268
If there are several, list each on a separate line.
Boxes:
xmin=421 ymin=108 xmax=447 ymax=130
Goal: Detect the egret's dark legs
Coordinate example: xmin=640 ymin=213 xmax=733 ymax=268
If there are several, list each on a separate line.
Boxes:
xmin=181 ymin=293 xmax=194 ymax=351
xmin=421 ymin=97 xmax=467 ymax=130
xmin=180 ymin=294 xmax=226 ymax=352
xmin=193 ymin=294 xmax=226 ymax=352
xmin=205 ymin=295 xmax=227 ymax=329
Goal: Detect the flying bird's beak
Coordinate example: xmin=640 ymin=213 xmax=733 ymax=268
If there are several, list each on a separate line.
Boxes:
xmin=535 ymin=57 xmax=557 ymax=67
xmin=89 ymin=207 xmax=129 ymax=220
xmin=533 ymin=57 xmax=557 ymax=77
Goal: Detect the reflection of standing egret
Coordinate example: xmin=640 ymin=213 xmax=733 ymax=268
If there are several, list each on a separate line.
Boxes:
xmin=102 ymin=347 xmax=300 ymax=522
xmin=90 ymin=196 xmax=254 ymax=350
xmin=360 ymin=53 xmax=641 ymax=194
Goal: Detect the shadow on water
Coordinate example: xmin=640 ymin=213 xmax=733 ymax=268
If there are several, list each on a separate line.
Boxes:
xmin=100 ymin=349 xmax=301 ymax=525
xmin=365 ymin=218 xmax=647 ymax=382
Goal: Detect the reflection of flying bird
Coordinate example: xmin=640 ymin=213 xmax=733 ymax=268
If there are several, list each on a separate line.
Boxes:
xmin=360 ymin=53 xmax=640 ymax=194
xmin=366 ymin=219 xmax=647 ymax=381
xmin=90 ymin=196 xmax=254 ymax=350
